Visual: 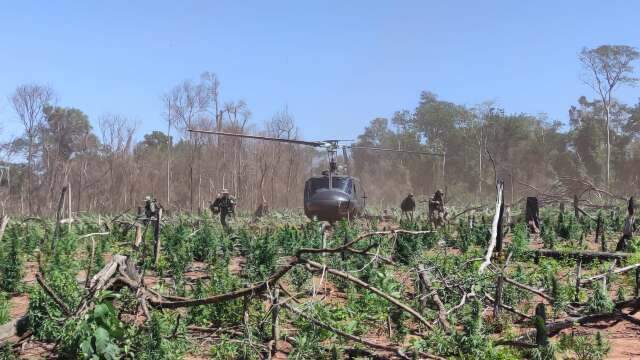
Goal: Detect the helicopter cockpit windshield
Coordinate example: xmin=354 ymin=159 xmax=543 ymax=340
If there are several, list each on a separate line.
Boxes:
xmin=306 ymin=177 xmax=352 ymax=196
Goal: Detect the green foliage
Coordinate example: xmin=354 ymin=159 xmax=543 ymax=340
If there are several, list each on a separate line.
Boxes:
xmin=0 ymin=292 xmax=9 ymax=325
xmin=191 ymin=219 xmax=232 ymax=264
xmin=508 ymin=223 xmax=529 ymax=259
xmin=0 ymin=228 xmax=23 ymax=293
xmin=28 ymin=270 xmax=83 ymax=341
xmin=61 ymin=292 xmax=130 ymax=359
xmin=456 ymin=219 xmax=490 ymax=253
xmin=587 ymin=282 xmax=614 ymax=313
xmin=134 ymin=310 xmax=187 ymax=360
xmin=549 ymin=274 xmax=572 ymax=317
xmin=161 ymin=221 xmax=193 ymax=294
xmin=558 ymin=331 xmax=610 ymax=360
xmin=0 ymin=344 xmax=18 ymax=360
xmin=245 ymin=230 xmax=279 ymax=282
xmin=541 ymin=221 xmax=556 ymax=249
xmin=188 ymin=263 xmax=245 ymax=326
xmin=209 ymin=335 xmax=240 ymax=359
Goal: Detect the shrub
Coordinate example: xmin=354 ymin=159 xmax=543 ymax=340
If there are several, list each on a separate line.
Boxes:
xmin=0 ymin=229 xmax=23 ymax=293
xmin=587 ymin=282 xmax=614 ymax=313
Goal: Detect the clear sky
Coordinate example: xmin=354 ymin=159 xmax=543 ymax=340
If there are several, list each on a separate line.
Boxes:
xmin=1 ymin=0 xmax=639 ymax=142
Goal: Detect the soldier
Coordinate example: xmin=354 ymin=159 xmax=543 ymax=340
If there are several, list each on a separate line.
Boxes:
xmin=428 ymin=189 xmax=447 ymax=227
xmin=210 ymin=189 xmax=236 ymax=229
xmin=400 ymin=193 xmax=416 ymax=221
xmin=144 ymin=196 xmax=159 ymax=225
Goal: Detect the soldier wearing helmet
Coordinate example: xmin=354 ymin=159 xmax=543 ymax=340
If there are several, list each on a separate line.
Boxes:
xmin=429 ymin=189 xmax=447 ymax=227
xmin=210 ymin=189 xmax=236 ymax=229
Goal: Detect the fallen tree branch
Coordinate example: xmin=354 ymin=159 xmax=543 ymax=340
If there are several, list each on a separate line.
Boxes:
xmin=303 ymin=259 xmax=433 ymax=330
xmin=484 ymin=293 xmax=533 ymax=320
xmin=580 ymin=263 xmax=640 ymax=286
xmin=296 ymin=230 xmax=434 ymax=257
xmin=503 ymin=277 xmax=554 ymax=302
xmin=76 ymin=232 xmax=110 ymax=241
xmin=283 ymin=303 xmax=444 ymax=360
xmin=149 ymin=257 xmax=300 ymax=309
xmin=515 ymin=298 xmax=640 ymax=341
xmin=36 ymin=273 xmax=72 ymax=316
xmin=418 ymin=265 xmax=451 ymax=331
xmin=528 ymin=249 xmax=630 ymax=261
xmin=450 ymin=205 xmax=486 ymax=221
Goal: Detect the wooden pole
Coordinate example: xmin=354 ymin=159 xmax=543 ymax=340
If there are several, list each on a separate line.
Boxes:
xmin=54 ymin=186 xmax=68 ymax=249
xmin=85 ymin=236 xmax=96 ymax=288
xmin=635 ymin=267 xmax=640 ymax=298
xmin=153 ymin=207 xmax=163 ymax=265
xmin=493 ymin=275 xmax=504 ymax=318
xmin=271 ymin=287 xmax=280 ymax=355
xmin=574 ymin=257 xmax=582 ymax=302
xmin=134 ymin=207 xmax=143 ymax=249
xmin=68 ymin=181 xmax=72 ymax=233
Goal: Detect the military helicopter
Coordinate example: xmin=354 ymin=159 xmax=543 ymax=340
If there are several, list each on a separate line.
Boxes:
xmin=188 ymin=129 xmax=443 ymax=222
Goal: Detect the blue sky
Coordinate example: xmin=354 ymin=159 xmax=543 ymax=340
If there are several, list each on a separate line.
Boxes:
xmin=1 ymin=0 xmax=639 ymax=142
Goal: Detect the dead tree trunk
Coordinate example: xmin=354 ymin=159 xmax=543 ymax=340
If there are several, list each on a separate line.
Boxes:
xmin=534 ymin=303 xmax=548 ymax=346
xmin=153 ymin=207 xmax=163 ymax=265
xmin=479 ymin=180 xmax=504 ymax=273
xmin=53 ymin=186 xmax=68 ymax=249
xmin=573 ymin=194 xmax=580 ymax=219
xmin=525 ymin=197 xmax=540 ymax=234
xmin=271 ymin=287 xmax=280 ymax=354
xmin=574 ymin=257 xmax=582 ymax=303
xmin=635 ymin=267 xmax=640 ymax=298
xmin=493 ymin=275 xmax=504 ymax=318
xmin=616 ymin=197 xmax=635 ymax=252
xmin=496 ymin=185 xmax=505 ymax=255
xmin=0 ymin=215 xmax=9 ymax=242
xmin=595 ymin=213 xmax=603 ymax=245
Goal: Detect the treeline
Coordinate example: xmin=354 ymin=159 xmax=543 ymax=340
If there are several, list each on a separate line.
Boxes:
xmin=1 ymin=45 xmax=639 ymax=215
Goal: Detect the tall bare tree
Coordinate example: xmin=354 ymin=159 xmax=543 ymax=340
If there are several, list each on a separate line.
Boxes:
xmin=163 ymin=78 xmax=211 ymax=211
xmin=580 ymin=45 xmax=640 ymax=188
xmin=10 ymin=84 xmax=54 ymax=214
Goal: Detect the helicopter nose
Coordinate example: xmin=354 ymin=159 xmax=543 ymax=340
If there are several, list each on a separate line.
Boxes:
xmin=307 ymin=190 xmax=352 ymax=220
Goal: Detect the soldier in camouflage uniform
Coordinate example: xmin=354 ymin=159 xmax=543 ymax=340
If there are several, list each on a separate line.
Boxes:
xmin=210 ymin=189 xmax=236 ymax=230
xmin=144 ymin=196 xmax=159 ymax=225
xmin=428 ymin=189 xmax=447 ymax=228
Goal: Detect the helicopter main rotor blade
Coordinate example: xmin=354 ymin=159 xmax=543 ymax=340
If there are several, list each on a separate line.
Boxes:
xmin=188 ymin=129 xmax=325 ymax=147
xmin=349 ymin=145 xmax=444 ymax=157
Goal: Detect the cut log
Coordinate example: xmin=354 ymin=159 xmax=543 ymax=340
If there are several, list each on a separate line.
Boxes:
xmin=528 ymin=249 xmax=630 ymax=261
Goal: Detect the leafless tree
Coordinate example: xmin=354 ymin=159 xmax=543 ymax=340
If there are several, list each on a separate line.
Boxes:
xmin=10 ymin=84 xmax=55 ymax=214
xmin=580 ymin=45 xmax=640 ymax=189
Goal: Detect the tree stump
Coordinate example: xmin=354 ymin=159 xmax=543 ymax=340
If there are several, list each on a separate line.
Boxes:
xmin=525 ymin=197 xmax=540 ymax=234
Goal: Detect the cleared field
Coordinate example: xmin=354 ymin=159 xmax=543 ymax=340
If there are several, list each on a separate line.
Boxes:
xmin=1 ymin=206 xmax=639 ymax=359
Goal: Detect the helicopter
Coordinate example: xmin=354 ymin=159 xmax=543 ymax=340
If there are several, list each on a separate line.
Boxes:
xmin=187 ymin=128 xmax=443 ymax=222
